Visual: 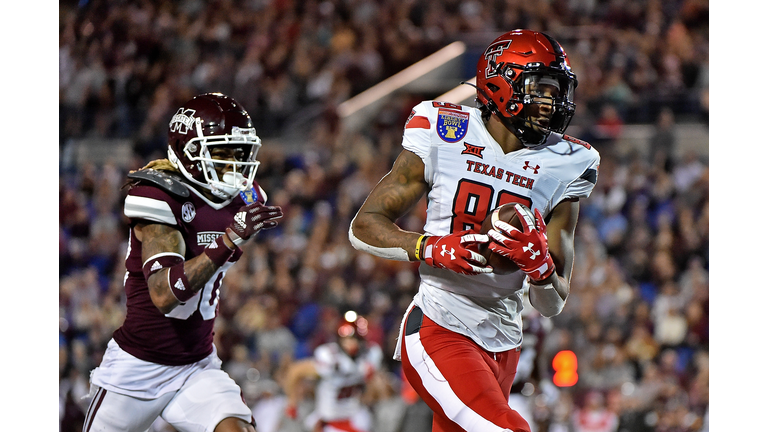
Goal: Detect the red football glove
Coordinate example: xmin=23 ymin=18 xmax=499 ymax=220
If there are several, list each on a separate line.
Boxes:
xmin=487 ymin=205 xmax=555 ymax=282
xmin=226 ymin=202 xmax=283 ymax=247
xmin=423 ymin=230 xmax=492 ymax=275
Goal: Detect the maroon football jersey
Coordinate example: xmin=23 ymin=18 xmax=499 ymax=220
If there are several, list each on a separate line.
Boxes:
xmin=112 ymin=177 xmax=263 ymax=366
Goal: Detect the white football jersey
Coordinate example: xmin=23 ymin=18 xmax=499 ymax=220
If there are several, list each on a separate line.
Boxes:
xmin=312 ymin=341 xmax=383 ymax=421
xmin=402 ymin=100 xmax=600 ymax=353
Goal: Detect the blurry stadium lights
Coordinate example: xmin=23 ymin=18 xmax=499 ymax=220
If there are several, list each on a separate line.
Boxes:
xmin=344 ymin=310 xmax=358 ymax=322
xmin=337 ymin=41 xmax=466 ymax=132
xmin=552 ymin=350 xmax=578 ymax=387
xmin=436 ymin=76 xmax=476 ymax=106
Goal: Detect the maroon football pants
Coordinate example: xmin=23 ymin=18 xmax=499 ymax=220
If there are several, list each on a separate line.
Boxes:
xmin=400 ymin=306 xmax=531 ymax=432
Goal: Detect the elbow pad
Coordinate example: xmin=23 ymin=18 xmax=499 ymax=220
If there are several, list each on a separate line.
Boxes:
xmin=348 ymin=224 xmax=410 ymax=261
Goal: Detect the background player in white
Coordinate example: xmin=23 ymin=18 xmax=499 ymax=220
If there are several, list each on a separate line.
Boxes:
xmin=348 ymin=30 xmax=600 ymax=432
xmin=83 ymin=93 xmax=283 ymax=432
xmin=284 ymin=311 xmax=384 ymax=432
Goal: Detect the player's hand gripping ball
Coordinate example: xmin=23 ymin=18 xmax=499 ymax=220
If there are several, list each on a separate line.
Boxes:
xmin=478 ymin=203 xmax=530 ymax=274
xmin=484 ymin=203 xmax=555 ymax=281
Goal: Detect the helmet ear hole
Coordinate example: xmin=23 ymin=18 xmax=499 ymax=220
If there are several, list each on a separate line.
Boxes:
xmin=486 ymin=83 xmax=500 ymax=93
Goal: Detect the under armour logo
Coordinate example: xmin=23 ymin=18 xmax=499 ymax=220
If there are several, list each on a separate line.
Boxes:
xmin=440 ymin=245 xmax=456 ymax=260
xmin=522 ymin=242 xmax=540 ymax=260
xmin=523 ymin=161 xmax=540 ymax=174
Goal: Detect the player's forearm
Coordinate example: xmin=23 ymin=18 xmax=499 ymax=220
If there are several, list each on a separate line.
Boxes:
xmin=148 ymin=254 xmax=221 ymax=313
xmin=350 ymin=212 xmax=422 ymax=261
xmin=528 ymin=273 xmax=569 ymax=317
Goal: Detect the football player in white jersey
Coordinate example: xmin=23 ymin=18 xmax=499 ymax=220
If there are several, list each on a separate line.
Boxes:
xmin=284 ymin=312 xmax=384 ymax=432
xmin=349 ymin=29 xmax=600 ymax=432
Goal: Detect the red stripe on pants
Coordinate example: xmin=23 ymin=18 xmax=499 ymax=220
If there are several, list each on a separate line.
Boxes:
xmin=400 ymin=310 xmax=530 ymax=432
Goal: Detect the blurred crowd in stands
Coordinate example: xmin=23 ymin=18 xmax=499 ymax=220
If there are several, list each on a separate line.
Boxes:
xmin=59 ymin=0 xmax=709 ymax=431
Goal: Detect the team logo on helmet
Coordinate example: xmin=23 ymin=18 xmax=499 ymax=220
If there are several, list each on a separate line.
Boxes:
xmin=437 ymin=109 xmax=469 ymax=143
xmin=169 ymin=108 xmax=197 ymax=134
xmin=483 ymin=40 xmax=512 ymax=79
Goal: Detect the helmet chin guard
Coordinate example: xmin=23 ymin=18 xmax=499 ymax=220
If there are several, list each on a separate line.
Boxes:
xmin=167 ymin=93 xmax=262 ymax=200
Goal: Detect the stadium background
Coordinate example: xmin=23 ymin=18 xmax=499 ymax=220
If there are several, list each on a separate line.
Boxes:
xmin=55 ymin=1 xmax=712 ymax=431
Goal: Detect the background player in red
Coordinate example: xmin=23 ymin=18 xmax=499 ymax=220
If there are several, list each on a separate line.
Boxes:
xmin=349 ymin=30 xmax=600 ymax=432
xmin=82 ymin=93 xmax=283 ymax=432
xmin=284 ymin=311 xmax=384 ymax=432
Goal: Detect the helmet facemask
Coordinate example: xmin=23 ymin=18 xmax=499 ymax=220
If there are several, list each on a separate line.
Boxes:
xmin=493 ymin=62 xmax=577 ymax=146
xmin=171 ymin=119 xmax=262 ymax=200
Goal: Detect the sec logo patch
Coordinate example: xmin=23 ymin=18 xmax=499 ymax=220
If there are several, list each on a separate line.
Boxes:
xmin=437 ymin=109 xmax=469 ymax=143
xmin=181 ymin=202 xmax=196 ymax=222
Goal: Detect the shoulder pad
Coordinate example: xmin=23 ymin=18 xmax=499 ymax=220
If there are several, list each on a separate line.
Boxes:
xmin=127 ymin=169 xmax=190 ymax=198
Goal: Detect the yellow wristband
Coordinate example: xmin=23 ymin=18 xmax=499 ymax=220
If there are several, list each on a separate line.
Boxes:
xmin=415 ymin=235 xmax=426 ymax=261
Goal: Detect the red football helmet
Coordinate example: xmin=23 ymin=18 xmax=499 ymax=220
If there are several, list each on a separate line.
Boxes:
xmin=473 ymin=29 xmax=578 ymax=146
xmin=167 ymin=93 xmax=262 ymax=200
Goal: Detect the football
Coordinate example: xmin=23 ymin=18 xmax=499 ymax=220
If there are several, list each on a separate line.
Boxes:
xmin=478 ymin=203 xmax=535 ymax=274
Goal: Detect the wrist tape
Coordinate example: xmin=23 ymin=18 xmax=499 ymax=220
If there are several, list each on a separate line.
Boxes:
xmin=142 ymin=253 xmax=184 ymax=281
xmin=204 ymin=235 xmax=238 ymax=267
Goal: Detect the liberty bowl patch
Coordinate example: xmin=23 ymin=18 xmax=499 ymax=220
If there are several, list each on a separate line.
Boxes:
xmin=437 ymin=109 xmax=469 ymax=143
xmin=240 ymin=187 xmax=259 ymax=204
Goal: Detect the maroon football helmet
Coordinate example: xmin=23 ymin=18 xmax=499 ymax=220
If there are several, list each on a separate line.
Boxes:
xmin=167 ymin=93 xmax=262 ymax=200
xmin=473 ymin=29 xmax=578 ymax=146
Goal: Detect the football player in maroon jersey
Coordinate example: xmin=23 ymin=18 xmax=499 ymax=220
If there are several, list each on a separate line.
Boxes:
xmin=349 ymin=30 xmax=600 ymax=432
xmin=83 ymin=93 xmax=283 ymax=432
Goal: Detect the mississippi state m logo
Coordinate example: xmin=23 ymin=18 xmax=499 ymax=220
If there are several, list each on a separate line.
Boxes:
xmin=169 ymin=108 xmax=197 ymax=134
xmin=483 ymin=40 xmax=512 ymax=79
